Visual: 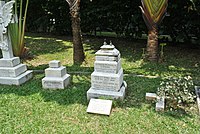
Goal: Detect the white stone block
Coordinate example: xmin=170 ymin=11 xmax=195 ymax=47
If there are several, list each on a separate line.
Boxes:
xmin=91 ymin=68 xmax=123 ymax=91
xmin=0 ymin=57 xmax=20 ymax=67
xmin=100 ymin=45 xmax=115 ymax=49
xmin=94 ymin=59 xmax=121 ymax=74
xmin=49 ymin=60 xmax=61 ymax=68
xmin=95 ymin=48 xmax=119 ymax=56
xmin=156 ymin=97 xmax=165 ymax=111
xmin=87 ymin=81 xmax=126 ymax=100
xmin=87 ymin=99 xmax=112 ymax=116
xmin=0 ymin=64 xmax=27 ymax=77
xmin=146 ymin=93 xmax=157 ymax=100
xmin=45 ymin=66 xmax=66 ymax=77
xmin=95 ymin=55 xmax=120 ymax=62
xmin=0 ymin=70 xmax=33 ymax=85
xmin=42 ymin=74 xmax=70 ymax=89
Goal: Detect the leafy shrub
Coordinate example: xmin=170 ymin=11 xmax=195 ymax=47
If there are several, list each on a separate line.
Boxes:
xmin=157 ymin=76 xmax=196 ymax=107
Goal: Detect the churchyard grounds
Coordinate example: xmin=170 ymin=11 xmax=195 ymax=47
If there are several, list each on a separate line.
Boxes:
xmin=0 ymin=33 xmax=199 ymax=133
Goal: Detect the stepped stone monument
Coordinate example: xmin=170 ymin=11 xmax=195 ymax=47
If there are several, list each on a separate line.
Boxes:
xmin=0 ymin=1 xmax=32 ymax=85
xmin=42 ymin=60 xmax=70 ymax=89
xmin=87 ymin=41 xmax=127 ymax=100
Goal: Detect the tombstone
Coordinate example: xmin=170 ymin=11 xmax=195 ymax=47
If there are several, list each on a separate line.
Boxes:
xmin=0 ymin=1 xmax=32 ymax=85
xmin=87 ymin=41 xmax=127 ymax=100
xmin=146 ymin=92 xmax=165 ymax=112
xmin=42 ymin=60 xmax=70 ymax=89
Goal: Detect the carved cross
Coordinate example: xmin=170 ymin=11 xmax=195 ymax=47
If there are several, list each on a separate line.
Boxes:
xmin=0 ymin=1 xmax=15 ymax=59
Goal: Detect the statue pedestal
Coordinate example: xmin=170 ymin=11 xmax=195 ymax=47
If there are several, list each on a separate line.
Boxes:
xmin=0 ymin=57 xmax=33 ymax=85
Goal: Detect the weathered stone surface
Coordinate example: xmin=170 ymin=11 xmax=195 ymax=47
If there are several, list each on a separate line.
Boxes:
xmin=0 ymin=64 xmax=27 ymax=77
xmin=45 ymin=66 xmax=66 ymax=77
xmin=146 ymin=93 xmax=157 ymax=100
xmin=0 ymin=70 xmax=33 ymax=85
xmin=94 ymin=59 xmax=121 ymax=74
xmin=42 ymin=74 xmax=70 ymax=89
xmin=49 ymin=60 xmax=61 ymax=68
xmin=91 ymin=68 xmax=123 ymax=91
xmin=156 ymin=97 xmax=165 ymax=112
xmin=87 ymin=81 xmax=126 ymax=100
xmin=0 ymin=57 xmax=20 ymax=67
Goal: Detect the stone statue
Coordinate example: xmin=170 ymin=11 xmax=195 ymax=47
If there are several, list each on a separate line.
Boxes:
xmin=0 ymin=0 xmax=15 ymax=51
xmin=0 ymin=1 xmax=33 ymax=85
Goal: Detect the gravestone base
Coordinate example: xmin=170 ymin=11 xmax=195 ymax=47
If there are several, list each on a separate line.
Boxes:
xmin=0 ymin=70 xmax=33 ymax=85
xmin=42 ymin=74 xmax=70 ymax=89
xmin=0 ymin=57 xmax=33 ymax=85
xmin=87 ymin=81 xmax=127 ymax=100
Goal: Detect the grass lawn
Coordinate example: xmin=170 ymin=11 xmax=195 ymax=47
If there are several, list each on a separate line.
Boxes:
xmin=0 ymin=33 xmax=200 ymax=133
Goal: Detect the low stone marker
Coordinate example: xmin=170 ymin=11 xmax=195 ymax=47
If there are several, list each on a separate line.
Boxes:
xmin=87 ymin=98 xmax=112 ymax=116
xmin=146 ymin=92 xmax=165 ymax=112
xmin=0 ymin=1 xmax=32 ymax=85
xmin=156 ymin=97 xmax=165 ymax=112
xmin=42 ymin=60 xmax=70 ymax=89
xmin=87 ymin=41 xmax=127 ymax=100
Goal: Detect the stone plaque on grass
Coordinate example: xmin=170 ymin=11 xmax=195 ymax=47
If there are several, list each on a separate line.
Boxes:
xmin=87 ymin=98 xmax=112 ymax=116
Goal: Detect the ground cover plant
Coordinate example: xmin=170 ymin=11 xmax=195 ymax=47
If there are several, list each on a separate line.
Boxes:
xmin=0 ymin=33 xmax=200 ymax=133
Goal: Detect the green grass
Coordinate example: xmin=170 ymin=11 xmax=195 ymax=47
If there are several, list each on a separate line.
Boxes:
xmin=0 ymin=33 xmax=200 ymax=133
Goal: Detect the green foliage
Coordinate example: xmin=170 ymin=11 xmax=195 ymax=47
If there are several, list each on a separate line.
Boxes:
xmin=163 ymin=0 xmax=200 ymax=44
xmin=8 ymin=0 xmax=29 ymax=57
xmin=140 ymin=0 xmax=168 ymax=30
xmin=157 ymin=76 xmax=196 ymax=108
xmin=24 ymin=0 xmax=200 ymax=44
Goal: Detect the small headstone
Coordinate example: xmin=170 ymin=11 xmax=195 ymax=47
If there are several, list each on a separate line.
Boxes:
xmin=156 ymin=97 xmax=165 ymax=111
xmin=42 ymin=60 xmax=70 ymax=89
xmin=87 ymin=41 xmax=127 ymax=100
xmin=0 ymin=1 xmax=32 ymax=85
xmin=146 ymin=92 xmax=165 ymax=112
xmin=87 ymin=98 xmax=112 ymax=116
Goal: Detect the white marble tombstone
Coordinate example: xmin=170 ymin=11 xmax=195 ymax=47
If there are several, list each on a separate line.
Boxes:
xmin=42 ymin=60 xmax=70 ymax=89
xmin=87 ymin=41 xmax=127 ymax=100
xmin=0 ymin=1 xmax=32 ymax=85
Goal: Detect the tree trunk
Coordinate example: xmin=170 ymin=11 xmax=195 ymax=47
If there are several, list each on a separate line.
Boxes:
xmin=69 ymin=0 xmax=85 ymax=64
xmin=71 ymin=15 xmax=85 ymax=64
xmin=146 ymin=28 xmax=159 ymax=61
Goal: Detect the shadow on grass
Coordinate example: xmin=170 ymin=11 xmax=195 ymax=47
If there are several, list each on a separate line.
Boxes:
xmin=0 ymin=73 xmax=197 ymax=119
xmin=0 ymin=74 xmax=90 ymax=106
xmin=28 ymin=64 xmax=94 ymax=74
xmin=0 ymin=74 xmax=159 ymax=109
xmin=25 ymin=35 xmax=72 ymax=57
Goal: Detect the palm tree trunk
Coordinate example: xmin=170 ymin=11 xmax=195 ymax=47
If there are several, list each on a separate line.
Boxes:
xmin=68 ymin=0 xmax=85 ymax=64
xmin=71 ymin=13 xmax=85 ymax=64
xmin=146 ymin=28 xmax=158 ymax=61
